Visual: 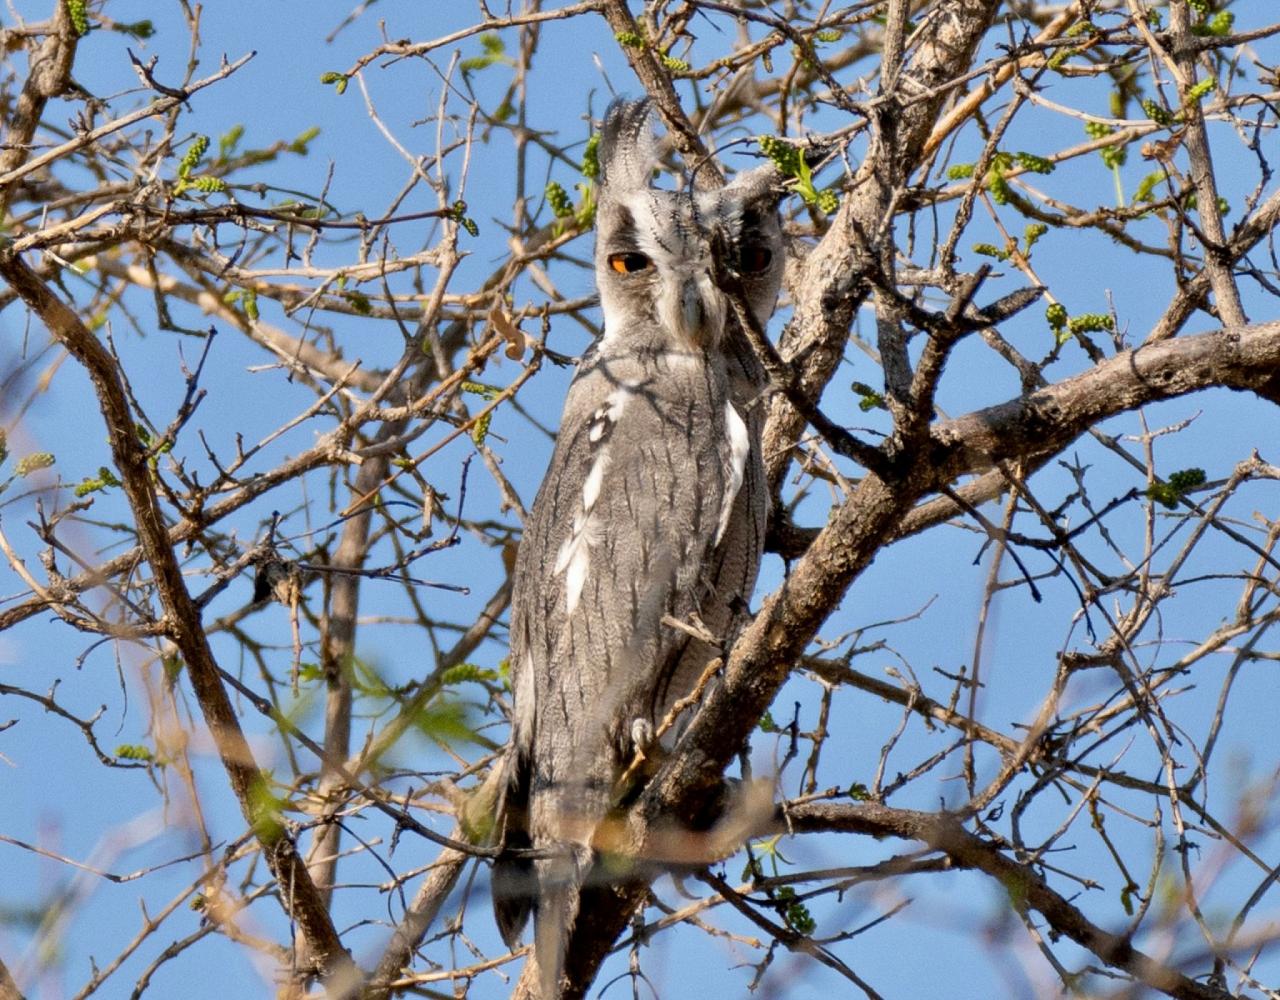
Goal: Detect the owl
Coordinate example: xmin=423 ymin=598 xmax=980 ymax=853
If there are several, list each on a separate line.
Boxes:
xmin=493 ymin=98 xmax=784 ymax=993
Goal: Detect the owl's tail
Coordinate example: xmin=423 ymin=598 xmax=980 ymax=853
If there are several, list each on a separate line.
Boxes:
xmin=531 ymin=843 xmax=591 ymax=999
xmin=493 ymin=747 xmax=614 ymax=996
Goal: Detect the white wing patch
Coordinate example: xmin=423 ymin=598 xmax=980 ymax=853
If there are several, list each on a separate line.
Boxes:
xmin=554 ymin=386 xmax=633 ymax=614
xmin=716 ymin=401 xmax=750 ymax=545
xmin=512 ymin=654 xmax=537 ymax=753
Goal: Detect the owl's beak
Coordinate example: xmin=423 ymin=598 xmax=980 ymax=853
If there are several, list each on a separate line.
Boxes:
xmin=679 ymin=278 xmax=705 ymax=338
xmin=668 ymin=273 xmax=724 ymax=348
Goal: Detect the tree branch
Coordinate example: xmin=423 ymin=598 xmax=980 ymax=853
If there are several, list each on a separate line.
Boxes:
xmin=0 ymin=251 xmax=354 ymax=986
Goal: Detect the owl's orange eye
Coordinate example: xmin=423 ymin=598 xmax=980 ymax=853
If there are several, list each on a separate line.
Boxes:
xmin=608 ymin=252 xmax=652 ymax=274
xmin=739 ymin=246 xmax=773 ymax=273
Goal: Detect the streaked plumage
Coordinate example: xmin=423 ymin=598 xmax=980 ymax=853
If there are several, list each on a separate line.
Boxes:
xmin=493 ymin=98 xmax=784 ymax=995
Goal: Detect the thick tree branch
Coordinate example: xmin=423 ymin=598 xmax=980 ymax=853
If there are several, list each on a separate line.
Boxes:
xmin=930 ymin=321 xmax=1280 ymax=478
xmin=0 ymin=1 xmax=79 ymax=217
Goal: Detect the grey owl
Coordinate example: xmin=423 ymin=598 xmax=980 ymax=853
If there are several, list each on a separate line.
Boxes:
xmin=493 ymin=98 xmax=784 ymax=992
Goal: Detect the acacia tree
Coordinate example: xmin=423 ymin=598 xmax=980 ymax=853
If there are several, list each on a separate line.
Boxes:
xmin=2 ymin=1 xmax=1280 ymax=998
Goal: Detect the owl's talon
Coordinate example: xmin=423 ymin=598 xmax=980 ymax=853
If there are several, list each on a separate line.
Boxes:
xmin=630 ymin=718 xmax=655 ymax=752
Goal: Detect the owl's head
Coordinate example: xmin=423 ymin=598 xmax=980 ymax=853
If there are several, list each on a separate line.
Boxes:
xmin=593 ymin=99 xmax=785 ymax=352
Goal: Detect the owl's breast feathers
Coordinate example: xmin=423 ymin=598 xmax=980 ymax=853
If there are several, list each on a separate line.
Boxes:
xmin=514 ymin=342 xmax=761 ymax=732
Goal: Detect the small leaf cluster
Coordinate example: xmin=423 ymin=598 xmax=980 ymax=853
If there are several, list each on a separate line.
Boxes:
xmin=343 ymin=291 xmax=372 ymax=315
xmin=463 ymin=380 xmax=502 ymax=445
xmin=1133 ymin=171 xmax=1165 ymax=204
xmin=111 ymin=19 xmax=154 ymax=39
xmin=1048 ymin=303 xmax=1114 ymax=344
xmin=948 ymin=150 xmax=1052 ymax=203
xmin=1191 ymin=10 xmax=1234 ymax=37
xmin=851 ymin=381 xmax=886 ymax=412
xmin=758 ymin=136 xmax=838 ymax=213
xmin=320 ymin=71 xmax=349 ymax=95
xmin=1146 ymin=468 xmax=1207 ymax=509
xmin=74 ymin=466 xmax=122 ymax=497
xmin=1187 ymin=76 xmax=1217 ymax=103
xmin=452 ymin=200 xmax=479 ymax=237
xmin=1141 ymin=99 xmax=1174 ymax=127
xmin=1047 ymin=18 xmax=1097 ymax=70
xmin=225 ymin=288 xmax=259 ymax=321
xmin=1085 ymin=120 xmax=1127 ymax=170
xmin=115 ymin=744 xmax=155 ymax=763
xmin=972 ymin=223 xmax=1047 ymax=263
xmin=543 ymin=147 xmax=600 ymax=233
xmin=15 ymin=451 xmax=55 ymax=477
xmin=612 ymin=28 xmax=689 ymax=75
xmin=174 ymin=135 xmax=227 ymax=195
xmin=776 ymin=887 xmax=817 ymax=935
xmin=1185 ymin=191 xmax=1231 ymax=217
xmin=66 ymin=0 xmax=90 ymax=35
xmin=247 ymin=775 xmax=287 ymax=841
xmin=580 ymin=134 xmax=600 ymax=179
xmin=461 ymin=33 xmax=513 ymax=73
xmin=545 ymin=181 xmax=574 ymax=219
xmin=440 ymin=663 xmax=500 ymax=686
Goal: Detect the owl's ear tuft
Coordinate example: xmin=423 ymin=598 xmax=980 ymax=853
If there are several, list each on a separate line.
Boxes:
xmin=598 ymin=98 xmax=657 ymax=194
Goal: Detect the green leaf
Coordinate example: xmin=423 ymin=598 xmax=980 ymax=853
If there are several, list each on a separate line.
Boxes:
xmin=1014 ymin=151 xmax=1054 ymax=174
xmin=1187 ymin=77 xmax=1216 ymax=104
xmin=581 ymin=133 xmax=601 ymax=179
xmin=344 ymin=291 xmax=372 ymax=315
xmin=320 ymin=72 xmax=348 ymax=95
xmin=111 ymin=19 xmax=154 ymax=39
xmin=1148 ymin=468 xmax=1206 ymax=508
xmin=115 ymin=743 xmax=154 ymax=762
xmin=451 ymin=200 xmax=479 ymax=237
xmin=461 ymin=32 xmax=511 ymax=72
xmin=66 ymin=0 xmax=90 ymax=35
xmin=247 ymin=775 xmax=286 ymax=841
xmin=15 ymin=452 xmax=54 ymax=477
xmin=217 ymin=124 xmax=245 ymax=161
xmin=851 ymin=381 xmax=886 ymax=412
xmin=972 ymin=242 xmax=1009 ymax=261
xmin=1141 ymin=99 xmax=1173 ymax=127
xmin=289 ymin=126 xmax=321 ymax=155
xmin=178 ymin=136 xmax=210 ymax=180
xmin=1168 ymin=467 xmax=1207 ymax=492
xmin=440 ymin=663 xmax=500 ymax=686
xmin=73 ymin=466 xmax=122 ymax=497
xmin=545 ymin=180 xmax=574 ymax=219
xmin=409 ymin=696 xmax=479 ymax=747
